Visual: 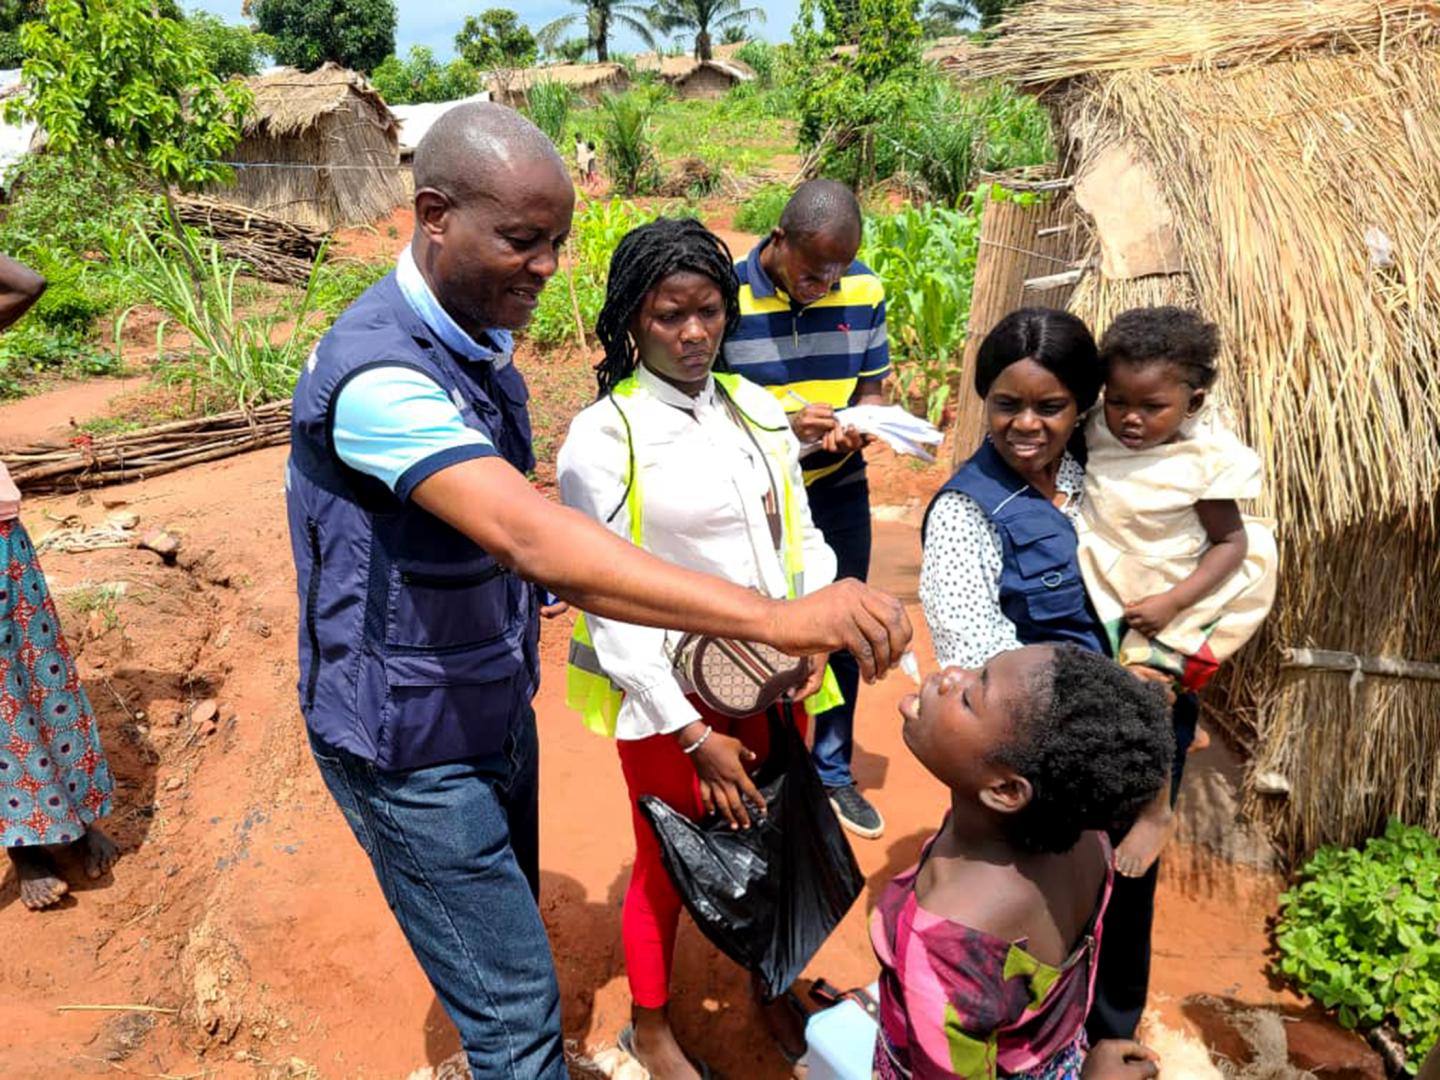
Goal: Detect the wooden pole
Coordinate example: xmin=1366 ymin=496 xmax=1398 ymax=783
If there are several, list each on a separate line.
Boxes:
xmin=1281 ymin=647 xmax=1440 ymax=683
xmin=951 ymin=184 xmax=1082 ymax=469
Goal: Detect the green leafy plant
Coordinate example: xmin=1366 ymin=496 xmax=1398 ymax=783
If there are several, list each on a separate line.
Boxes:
xmin=370 ymin=45 xmax=481 ymax=105
xmin=117 ymin=225 xmax=328 ymax=410
xmin=1274 ymin=819 xmax=1440 ymax=1073
xmin=734 ymin=184 xmax=790 ymax=234
xmin=526 ymin=197 xmax=661 ymax=347
xmin=185 ymin=11 xmax=272 ymax=78
xmin=860 ymin=199 xmax=981 ymax=424
xmin=526 ymin=80 xmax=575 ymax=147
xmin=598 ymin=91 xmax=661 ymax=196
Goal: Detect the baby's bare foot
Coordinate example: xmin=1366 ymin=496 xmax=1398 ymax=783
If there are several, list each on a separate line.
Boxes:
xmin=1115 ymin=810 xmax=1175 ymax=879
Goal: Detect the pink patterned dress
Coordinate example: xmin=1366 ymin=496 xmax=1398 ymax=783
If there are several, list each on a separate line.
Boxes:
xmin=1 ymin=463 xmax=113 ymax=847
xmin=870 ymin=832 xmax=1112 ymax=1079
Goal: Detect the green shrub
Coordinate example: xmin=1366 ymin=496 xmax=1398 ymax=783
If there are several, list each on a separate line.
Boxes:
xmin=526 ymin=79 xmax=575 ymax=147
xmin=734 ymin=184 xmax=791 ymax=235
xmin=1274 ymin=819 xmax=1440 ymax=1073
xmin=735 ymin=40 xmax=776 ymax=86
xmin=598 ymin=92 xmax=661 ymax=196
xmin=1 ymin=151 xmax=161 ymax=260
xmin=860 ymin=198 xmax=982 ymax=424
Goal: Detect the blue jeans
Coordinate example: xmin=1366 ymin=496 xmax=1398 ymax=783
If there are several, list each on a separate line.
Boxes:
xmin=307 ymin=704 xmax=565 ymax=1079
xmin=809 ymin=484 xmax=873 ymax=789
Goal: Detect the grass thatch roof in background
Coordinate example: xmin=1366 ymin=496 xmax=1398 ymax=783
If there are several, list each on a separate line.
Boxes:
xmin=974 ymin=0 xmax=1440 ymax=857
xmin=243 ymin=63 xmax=397 ymax=141
xmin=504 ymin=62 xmax=629 ymax=93
xmin=218 ymin=63 xmax=406 ymax=231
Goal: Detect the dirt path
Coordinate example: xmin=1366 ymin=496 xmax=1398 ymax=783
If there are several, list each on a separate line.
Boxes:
xmin=0 ymin=376 xmax=151 ymax=450
xmin=0 ymin=365 xmax=1303 ymax=1077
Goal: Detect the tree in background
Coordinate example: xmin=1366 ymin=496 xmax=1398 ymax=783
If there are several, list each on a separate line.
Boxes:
xmin=455 ymin=8 xmax=536 ymax=71
xmin=922 ymin=0 xmax=1020 ymax=30
xmin=187 ymin=11 xmax=273 ymax=78
xmin=370 ymin=45 xmax=481 ymax=104
xmin=649 ymin=0 xmax=763 ymax=61
xmin=537 ymin=0 xmax=655 ymax=64
xmin=547 ymin=36 xmax=589 ymax=62
xmin=720 ymin=24 xmax=748 ymax=45
xmin=0 ymin=0 xmax=42 ymax=66
xmin=7 ymin=0 xmax=250 ymax=283
xmin=249 ymin=0 xmax=395 ymax=73
xmin=791 ymin=0 xmax=922 ymax=185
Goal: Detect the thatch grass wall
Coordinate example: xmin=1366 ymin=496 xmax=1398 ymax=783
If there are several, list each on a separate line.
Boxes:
xmin=218 ymin=64 xmax=408 ymax=232
xmin=972 ymin=0 xmax=1440 ymax=857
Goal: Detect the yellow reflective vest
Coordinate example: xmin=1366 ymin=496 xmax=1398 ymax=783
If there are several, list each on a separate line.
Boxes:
xmin=565 ymin=371 xmax=844 ymax=737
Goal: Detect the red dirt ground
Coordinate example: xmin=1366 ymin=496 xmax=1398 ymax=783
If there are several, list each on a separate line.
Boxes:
xmin=0 ymin=304 xmax=1319 ymax=1076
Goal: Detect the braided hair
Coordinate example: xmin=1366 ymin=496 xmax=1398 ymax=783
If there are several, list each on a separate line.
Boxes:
xmin=594 ymin=217 xmax=741 ymax=398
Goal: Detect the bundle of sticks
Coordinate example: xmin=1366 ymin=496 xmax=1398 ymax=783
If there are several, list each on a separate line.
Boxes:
xmin=2 ymin=401 xmax=291 ymax=495
xmin=173 ymin=196 xmax=327 ymax=285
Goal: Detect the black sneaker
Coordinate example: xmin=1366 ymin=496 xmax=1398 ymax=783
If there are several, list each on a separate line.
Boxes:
xmin=827 ymin=784 xmax=885 ymax=839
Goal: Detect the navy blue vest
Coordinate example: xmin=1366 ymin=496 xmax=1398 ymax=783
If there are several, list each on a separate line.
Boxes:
xmin=285 ymin=274 xmax=540 ymax=771
xmin=923 ymin=439 xmax=1109 ymax=657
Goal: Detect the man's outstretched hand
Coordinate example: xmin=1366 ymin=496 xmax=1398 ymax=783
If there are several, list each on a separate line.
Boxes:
xmin=766 ymin=579 xmax=912 ymax=681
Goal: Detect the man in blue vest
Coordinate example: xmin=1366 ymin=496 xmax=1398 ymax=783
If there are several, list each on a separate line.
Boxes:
xmin=284 ymin=103 xmax=911 ymax=1078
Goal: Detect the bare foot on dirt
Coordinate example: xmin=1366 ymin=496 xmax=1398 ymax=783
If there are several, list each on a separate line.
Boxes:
xmin=76 ymin=826 xmax=119 ymax=879
xmin=1188 ymin=725 xmax=1211 ymax=753
xmin=627 ymin=1009 xmax=704 ymax=1080
xmin=1115 ymin=809 xmax=1175 ymax=879
xmin=9 ymin=846 xmax=69 ymax=910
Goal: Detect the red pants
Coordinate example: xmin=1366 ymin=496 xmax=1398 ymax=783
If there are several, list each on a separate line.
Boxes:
xmin=617 ymin=700 xmax=808 ymax=1008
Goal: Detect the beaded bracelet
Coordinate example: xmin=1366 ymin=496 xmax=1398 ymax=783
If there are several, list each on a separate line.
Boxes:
xmin=681 ymin=724 xmax=714 ymax=755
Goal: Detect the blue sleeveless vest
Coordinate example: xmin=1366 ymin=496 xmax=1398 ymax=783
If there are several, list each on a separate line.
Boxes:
xmin=285 ymin=274 xmax=540 ymax=771
xmin=923 ymin=439 xmax=1108 ymax=657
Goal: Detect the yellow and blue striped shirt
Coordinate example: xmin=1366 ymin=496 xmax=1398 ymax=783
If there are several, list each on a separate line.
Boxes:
xmin=723 ymin=239 xmax=890 ymax=495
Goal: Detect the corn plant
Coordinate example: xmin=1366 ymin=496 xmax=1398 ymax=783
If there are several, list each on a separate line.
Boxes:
xmin=527 ymin=198 xmax=664 ymax=347
xmin=116 ymin=224 xmax=329 ymax=411
xmin=526 ymin=79 xmax=575 ymax=147
xmin=860 ymin=201 xmax=981 ymax=425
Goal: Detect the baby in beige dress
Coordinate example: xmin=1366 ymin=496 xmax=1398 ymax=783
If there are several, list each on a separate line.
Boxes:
xmin=1077 ymin=306 xmax=1277 ymax=874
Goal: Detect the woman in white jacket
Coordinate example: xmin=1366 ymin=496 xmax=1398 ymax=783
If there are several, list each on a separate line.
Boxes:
xmin=558 ymin=218 xmax=838 ymax=1079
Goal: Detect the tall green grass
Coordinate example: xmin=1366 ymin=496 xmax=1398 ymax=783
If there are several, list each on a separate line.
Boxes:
xmin=860 ymin=200 xmax=982 ymax=424
xmin=526 ymin=80 xmax=575 ymax=147
xmin=116 ymin=226 xmax=330 ymax=410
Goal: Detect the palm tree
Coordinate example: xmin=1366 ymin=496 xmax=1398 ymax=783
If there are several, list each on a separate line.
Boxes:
xmin=649 ymin=0 xmax=765 ymax=61
xmin=537 ymin=0 xmax=657 ymax=63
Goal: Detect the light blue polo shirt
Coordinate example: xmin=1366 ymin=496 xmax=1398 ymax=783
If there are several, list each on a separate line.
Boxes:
xmin=332 ymin=248 xmax=503 ymax=501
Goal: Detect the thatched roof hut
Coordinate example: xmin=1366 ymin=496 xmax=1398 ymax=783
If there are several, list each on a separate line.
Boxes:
xmin=969 ymin=0 xmax=1440 ymax=857
xmin=633 ymin=56 xmax=755 ymax=99
xmin=490 ymin=63 xmax=629 ymax=108
xmin=217 ymin=64 xmax=407 ymax=232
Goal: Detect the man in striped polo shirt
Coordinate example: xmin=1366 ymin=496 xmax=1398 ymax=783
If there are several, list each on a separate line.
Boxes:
xmin=723 ymin=180 xmax=890 ymax=839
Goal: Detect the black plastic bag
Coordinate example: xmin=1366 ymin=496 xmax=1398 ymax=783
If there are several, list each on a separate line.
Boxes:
xmin=638 ymin=703 xmax=865 ymax=999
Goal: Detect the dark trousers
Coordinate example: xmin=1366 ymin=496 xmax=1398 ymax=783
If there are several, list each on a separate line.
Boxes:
xmin=809 ymin=480 xmax=873 ymax=789
xmin=1087 ymin=692 xmax=1198 ymax=1041
xmin=307 ymin=703 xmax=566 ymax=1080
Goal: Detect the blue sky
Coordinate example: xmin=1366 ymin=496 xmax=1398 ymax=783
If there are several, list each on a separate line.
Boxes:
xmin=188 ymin=1 xmax=802 ymax=61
